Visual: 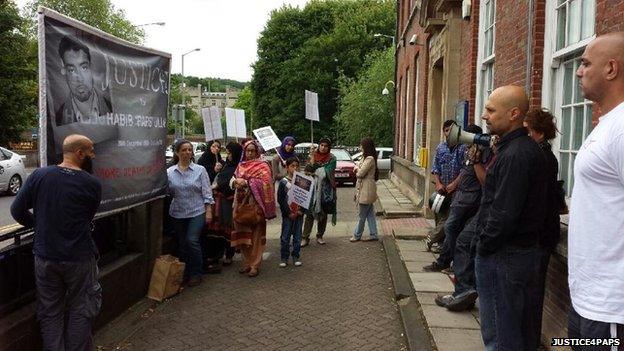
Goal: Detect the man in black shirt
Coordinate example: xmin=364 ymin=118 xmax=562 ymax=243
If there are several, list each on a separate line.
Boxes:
xmin=11 ymin=134 xmax=102 ymax=351
xmin=474 ymin=86 xmax=546 ymax=350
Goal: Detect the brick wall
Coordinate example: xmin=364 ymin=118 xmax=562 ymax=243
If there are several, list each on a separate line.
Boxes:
xmin=459 ymin=0 xmax=480 ymax=123
xmin=493 ymin=0 xmax=530 ymax=88
xmin=596 ymin=0 xmax=624 ymax=33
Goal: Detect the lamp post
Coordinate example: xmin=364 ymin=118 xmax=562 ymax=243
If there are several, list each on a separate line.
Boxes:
xmin=180 ymin=48 xmax=201 ymax=138
xmin=134 ymin=22 xmax=166 ymax=27
xmin=374 ymin=33 xmax=395 ymax=47
xmin=382 ymin=80 xmax=395 ymax=95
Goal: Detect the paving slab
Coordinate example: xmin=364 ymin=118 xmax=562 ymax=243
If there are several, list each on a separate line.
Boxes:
xmin=429 ymin=328 xmax=484 ymax=351
xmin=408 ymin=272 xmax=455 ymax=292
xmin=399 ymin=250 xmax=436 ymax=263
xmin=420 ymin=305 xmax=481 ymax=329
xmin=393 ymin=227 xmax=429 ymax=239
xmin=396 ymin=240 xmax=426 ymax=251
xmin=415 ymin=292 xmax=452 ymax=305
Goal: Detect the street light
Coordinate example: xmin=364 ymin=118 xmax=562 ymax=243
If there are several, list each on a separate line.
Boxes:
xmin=179 ymin=48 xmax=201 ymax=138
xmin=134 ymin=22 xmax=166 ymax=27
xmin=382 ymin=81 xmax=395 ymax=96
xmin=374 ymin=33 xmax=395 ymax=47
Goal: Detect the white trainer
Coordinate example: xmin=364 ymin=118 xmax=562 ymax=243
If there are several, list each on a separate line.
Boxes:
xmin=279 ymin=262 xmax=287 ymax=268
xmin=294 ymin=261 xmax=303 ymax=267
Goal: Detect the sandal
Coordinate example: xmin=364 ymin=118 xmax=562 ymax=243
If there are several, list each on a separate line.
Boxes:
xmin=239 ymin=267 xmax=251 ymax=274
xmin=248 ymin=268 xmax=259 ymax=277
xmin=349 ymin=237 xmax=361 ymax=242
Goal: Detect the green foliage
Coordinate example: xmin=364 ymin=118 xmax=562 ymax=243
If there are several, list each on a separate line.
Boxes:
xmin=0 ymin=0 xmax=38 ymax=146
xmin=25 ymin=0 xmax=145 ymax=44
xmin=251 ymin=0 xmax=395 ymax=144
xmin=336 ymin=47 xmax=395 ymax=146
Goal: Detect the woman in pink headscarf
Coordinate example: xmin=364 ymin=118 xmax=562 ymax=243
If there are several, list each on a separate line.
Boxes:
xmin=231 ymin=140 xmax=276 ymax=277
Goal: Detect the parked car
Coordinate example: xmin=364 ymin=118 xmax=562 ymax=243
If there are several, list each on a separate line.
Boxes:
xmin=165 ymin=141 xmax=205 ymax=165
xmin=331 ymin=148 xmax=357 ymax=186
xmin=0 ymin=147 xmax=28 ymax=196
xmin=352 ymin=147 xmax=393 ymax=172
xmin=293 ymin=142 xmax=318 ymax=166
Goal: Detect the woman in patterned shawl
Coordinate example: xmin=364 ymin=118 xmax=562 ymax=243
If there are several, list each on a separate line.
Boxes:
xmin=231 ymin=140 xmax=276 ymax=277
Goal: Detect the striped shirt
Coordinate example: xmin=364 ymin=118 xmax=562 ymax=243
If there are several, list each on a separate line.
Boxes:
xmin=167 ymin=163 xmax=214 ymax=219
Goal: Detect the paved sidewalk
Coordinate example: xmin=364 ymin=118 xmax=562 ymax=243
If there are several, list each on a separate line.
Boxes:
xmin=377 ymin=179 xmax=484 ymax=351
xmin=95 ymin=187 xmax=408 ymax=351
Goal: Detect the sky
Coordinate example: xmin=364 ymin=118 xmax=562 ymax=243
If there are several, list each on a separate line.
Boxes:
xmin=16 ymin=0 xmax=309 ymax=82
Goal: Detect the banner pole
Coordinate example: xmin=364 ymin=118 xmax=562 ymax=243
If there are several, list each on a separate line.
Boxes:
xmin=310 ymin=119 xmax=313 ymax=143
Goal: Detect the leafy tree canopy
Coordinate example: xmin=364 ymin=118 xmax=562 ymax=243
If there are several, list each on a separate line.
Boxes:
xmin=250 ymin=0 xmax=395 ymax=145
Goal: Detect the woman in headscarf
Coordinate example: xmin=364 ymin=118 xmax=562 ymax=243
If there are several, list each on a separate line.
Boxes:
xmin=203 ymin=142 xmax=243 ymax=272
xmin=271 ymin=136 xmax=297 ymax=181
xmin=231 ymin=140 xmax=276 ymax=277
xmin=301 ymin=137 xmax=337 ymax=247
xmin=197 ymin=140 xmax=224 ymax=183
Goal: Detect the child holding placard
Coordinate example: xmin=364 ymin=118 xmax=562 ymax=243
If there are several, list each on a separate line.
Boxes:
xmin=277 ymin=157 xmax=304 ymax=267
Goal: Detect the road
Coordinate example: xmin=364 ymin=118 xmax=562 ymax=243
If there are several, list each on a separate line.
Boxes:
xmin=95 ymin=186 xmax=409 ymax=350
xmin=0 ymin=168 xmax=34 ymax=236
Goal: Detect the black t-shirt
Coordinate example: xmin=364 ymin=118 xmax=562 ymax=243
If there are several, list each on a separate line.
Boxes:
xmin=10 ymin=166 xmax=102 ymax=261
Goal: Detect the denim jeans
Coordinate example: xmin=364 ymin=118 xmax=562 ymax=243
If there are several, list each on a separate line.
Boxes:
xmin=35 ymin=255 xmax=101 ymax=351
xmin=475 ymin=245 xmax=541 ymax=351
xmin=280 ymin=215 xmax=303 ymax=261
xmin=452 ymin=215 xmax=478 ymax=297
xmin=437 ymin=205 xmax=478 ymax=266
xmin=354 ymin=204 xmax=378 ymax=239
xmin=173 ymin=212 xmax=205 ymax=279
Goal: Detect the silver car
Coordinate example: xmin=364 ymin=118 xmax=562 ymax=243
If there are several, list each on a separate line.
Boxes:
xmin=0 ymin=147 xmax=27 ymax=196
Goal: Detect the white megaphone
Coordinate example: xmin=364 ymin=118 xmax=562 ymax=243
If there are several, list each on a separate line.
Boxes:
xmin=446 ymin=123 xmax=493 ymax=148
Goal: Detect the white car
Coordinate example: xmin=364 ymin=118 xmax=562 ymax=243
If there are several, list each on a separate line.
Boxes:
xmin=165 ymin=142 xmax=206 ymax=164
xmin=0 ymin=147 xmax=28 ymax=196
xmin=352 ymin=147 xmax=393 ymax=171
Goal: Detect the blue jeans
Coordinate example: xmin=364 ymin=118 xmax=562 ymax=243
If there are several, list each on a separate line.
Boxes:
xmin=437 ymin=205 xmax=478 ymax=266
xmin=173 ymin=213 xmax=205 ymax=279
xmin=280 ymin=215 xmax=303 ymax=261
xmin=354 ymin=204 xmax=378 ymax=239
xmin=452 ymin=215 xmax=478 ymax=297
xmin=475 ymin=245 xmax=541 ymax=351
xmin=35 ymin=256 xmax=101 ymax=351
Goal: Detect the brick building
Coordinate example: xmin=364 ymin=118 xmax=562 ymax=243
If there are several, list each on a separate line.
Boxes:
xmin=392 ymin=0 xmax=624 ymax=347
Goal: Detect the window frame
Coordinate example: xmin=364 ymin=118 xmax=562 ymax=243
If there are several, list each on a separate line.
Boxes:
xmin=474 ymin=0 xmax=496 ymax=126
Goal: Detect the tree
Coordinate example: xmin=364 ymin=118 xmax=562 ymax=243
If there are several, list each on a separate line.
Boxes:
xmin=0 ymin=0 xmax=38 ymax=146
xmin=335 ymin=48 xmax=395 ymax=146
xmin=250 ymin=0 xmax=396 ymax=144
xmin=25 ymin=0 xmax=144 ymax=44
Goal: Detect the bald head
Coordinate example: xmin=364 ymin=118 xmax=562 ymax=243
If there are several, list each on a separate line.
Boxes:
xmin=578 ymin=32 xmax=624 ymax=109
xmin=62 ymin=134 xmax=93 ymax=154
xmin=490 ymin=85 xmax=529 ymax=117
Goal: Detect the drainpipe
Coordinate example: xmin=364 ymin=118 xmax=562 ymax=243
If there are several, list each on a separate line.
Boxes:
xmin=525 ymin=0 xmax=535 ymax=99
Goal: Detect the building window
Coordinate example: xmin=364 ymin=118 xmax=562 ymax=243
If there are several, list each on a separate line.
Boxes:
xmin=556 ymin=56 xmax=593 ymax=196
xmin=555 ymin=0 xmax=595 ymax=51
xmin=475 ymin=0 xmax=496 ymax=123
xmin=405 ymin=67 xmax=411 ymax=158
xmin=542 ymin=0 xmax=595 ymax=198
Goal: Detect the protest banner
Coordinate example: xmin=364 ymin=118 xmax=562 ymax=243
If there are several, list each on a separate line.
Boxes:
xmin=288 ymin=171 xmax=315 ymax=209
xmin=38 ymin=7 xmax=171 ymax=213
xmin=202 ymin=106 xmax=223 ymax=142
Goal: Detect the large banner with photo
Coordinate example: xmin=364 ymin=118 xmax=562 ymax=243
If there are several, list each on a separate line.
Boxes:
xmin=38 ymin=8 xmax=171 ymax=213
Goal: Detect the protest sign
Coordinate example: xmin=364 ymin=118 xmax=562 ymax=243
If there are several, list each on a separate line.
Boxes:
xmin=305 ymin=90 xmax=319 ymax=121
xmin=202 ymin=106 xmax=223 ymax=142
xmin=288 ymin=171 xmax=315 ymax=209
xmin=253 ymin=126 xmax=281 ymax=151
xmin=225 ymin=108 xmax=247 ymax=139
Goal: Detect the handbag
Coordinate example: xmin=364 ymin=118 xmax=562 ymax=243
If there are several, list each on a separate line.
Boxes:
xmin=233 ymin=190 xmax=264 ymax=226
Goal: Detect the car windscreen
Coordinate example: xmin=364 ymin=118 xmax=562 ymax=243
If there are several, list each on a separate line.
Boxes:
xmin=331 ymin=149 xmax=352 ymax=161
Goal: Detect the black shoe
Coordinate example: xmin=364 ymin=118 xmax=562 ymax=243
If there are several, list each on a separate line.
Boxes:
xmin=423 ymin=261 xmax=449 ymax=272
xmin=446 ymin=290 xmax=478 ymax=312
xmin=434 ymin=294 xmax=454 ymax=308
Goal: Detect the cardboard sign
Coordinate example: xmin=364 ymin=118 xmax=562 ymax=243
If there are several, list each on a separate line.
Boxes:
xmin=225 ymin=108 xmax=247 ymax=138
xmin=202 ymin=106 xmax=224 ymax=142
xmin=305 ymin=90 xmax=319 ymax=121
xmin=288 ymin=171 xmax=315 ymax=209
xmin=253 ymin=126 xmax=282 ymax=151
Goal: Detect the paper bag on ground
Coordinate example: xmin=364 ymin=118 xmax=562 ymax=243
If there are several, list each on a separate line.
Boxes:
xmin=147 ymin=255 xmax=185 ymax=301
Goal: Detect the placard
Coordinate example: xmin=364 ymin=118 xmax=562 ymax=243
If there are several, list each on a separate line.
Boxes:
xmin=225 ymin=107 xmax=247 ymax=138
xmin=202 ymin=106 xmax=223 ymax=141
xmin=305 ymin=90 xmax=319 ymax=121
xmin=288 ymin=171 xmax=315 ymax=209
xmin=252 ymin=126 xmax=282 ymax=151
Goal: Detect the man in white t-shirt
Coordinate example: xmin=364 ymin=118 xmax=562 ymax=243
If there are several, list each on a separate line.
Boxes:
xmin=568 ymin=32 xmax=624 ymax=348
